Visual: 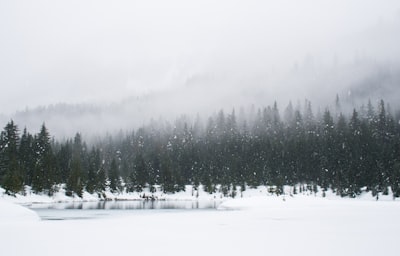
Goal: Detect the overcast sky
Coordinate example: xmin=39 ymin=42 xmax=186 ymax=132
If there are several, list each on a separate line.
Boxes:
xmin=1 ymin=0 xmax=400 ymax=116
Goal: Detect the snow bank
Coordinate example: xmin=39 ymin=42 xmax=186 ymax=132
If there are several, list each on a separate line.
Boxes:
xmin=0 ymin=185 xmax=228 ymax=204
xmin=0 ymin=199 xmax=39 ymax=223
xmin=219 ymin=195 xmax=288 ymax=210
xmin=1 ymin=184 xmax=398 ymax=206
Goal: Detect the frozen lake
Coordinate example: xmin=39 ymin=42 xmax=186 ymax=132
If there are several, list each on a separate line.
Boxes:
xmin=3 ymin=196 xmax=400 ymax=256
xmin=29 ymin=200 xmax=222 ymax=220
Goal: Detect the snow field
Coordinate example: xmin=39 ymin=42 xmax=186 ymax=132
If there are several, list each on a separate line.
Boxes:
xmin=1 ymin=191 xmax=400 ymax=256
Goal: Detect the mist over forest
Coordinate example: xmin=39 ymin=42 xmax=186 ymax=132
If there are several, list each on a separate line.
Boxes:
xmin=2 ymin=59 xmax=400 ymax=139
xmin=1 ymin=0 xmax=400 ymax=139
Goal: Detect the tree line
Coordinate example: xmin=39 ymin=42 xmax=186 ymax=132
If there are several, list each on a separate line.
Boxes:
xmin=1 ymin=98 xmax=400 ymax=198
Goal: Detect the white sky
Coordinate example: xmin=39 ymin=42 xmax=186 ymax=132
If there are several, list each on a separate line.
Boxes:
xmin=1 ymin=0 xmax=400 ymax=115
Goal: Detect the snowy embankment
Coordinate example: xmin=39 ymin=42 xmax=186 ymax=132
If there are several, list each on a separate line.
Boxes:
xmin=1 ymin=184 xmax=398 ymax=205
xmin=1 ymin=185 xmax=230 ymax=204
xmin=0 ymin=199 xmax=39 ymax=223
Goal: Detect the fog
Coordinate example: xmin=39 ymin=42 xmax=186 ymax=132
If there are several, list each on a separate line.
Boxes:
xmin=1 ymin=0 xmax=400 ymax=138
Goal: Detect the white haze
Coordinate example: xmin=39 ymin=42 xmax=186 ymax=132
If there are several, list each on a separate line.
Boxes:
xmin=1 ymin=0 xmax=400 ymax=137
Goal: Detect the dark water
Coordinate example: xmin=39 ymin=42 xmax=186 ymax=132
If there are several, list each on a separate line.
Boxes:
xmin=29 ymin=200 xmax=221 ymax=221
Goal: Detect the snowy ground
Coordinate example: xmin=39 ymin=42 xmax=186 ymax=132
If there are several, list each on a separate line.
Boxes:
xmin=0 ymin=185 xmax=230 ymax=204
xmin=1 ymin=184 xmax=398 ymax=204
xmin=1 ymin=187 xmax=400 ymax=256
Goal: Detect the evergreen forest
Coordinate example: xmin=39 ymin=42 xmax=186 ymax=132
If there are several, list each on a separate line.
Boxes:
xmin=1 ymin=98 xmax=400 ymax=199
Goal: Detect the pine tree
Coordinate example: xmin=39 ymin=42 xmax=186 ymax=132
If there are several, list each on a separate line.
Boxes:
xmin=0 ymin=121 xmax=23 ymax=195
xmin=377 ymin=99 xmax=392 ymax=194
xmin=95 ymin=151 xmax=107 ymax=193
xmin=334 ymin=94 xmax=341 ymax=120
xmin=131 ymin=153 xmax=147 ymax=192
xmin=347 ymin=109 xmax=364 ymax=196
xmin=333 ymin=113 xmax=348 ymax=195
xmin=391 ymin=161 xmax=400 ymax=198
xmin=56 ymin=140 xmax=72 ymax=184
xmin=109 ymin=158 xmax=120 ymax=192
xmin=320 ymin=109 xmax=334 ymax=190
xmin=67 ymin=158 xmax=83 ymax=197
xmin=66 ymin=133 xmax=84 ymax=196
xmin=160 ymin=153 xmax=175 ymax=193
xmin=86 ymin=147 xmax=98 ymax=193
xmin=284 ymin=101 xmax=294 ymax=125
xmin=32 ymin=123 xmax=56 ymax=194
xmin=19 ymin=128 xmax=35 ymax=186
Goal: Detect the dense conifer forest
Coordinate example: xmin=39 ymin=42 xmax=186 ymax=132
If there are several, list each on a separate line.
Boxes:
xmin=1 ymin=98 xmax=400 ymax=198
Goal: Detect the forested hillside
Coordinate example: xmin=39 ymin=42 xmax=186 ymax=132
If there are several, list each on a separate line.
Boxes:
xmin=1 ymin=98 xmax=400 ymax=198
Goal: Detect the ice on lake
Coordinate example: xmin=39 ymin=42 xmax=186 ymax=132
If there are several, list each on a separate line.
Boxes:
xmin=28 ymin=200 xmax=221 ymax=220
